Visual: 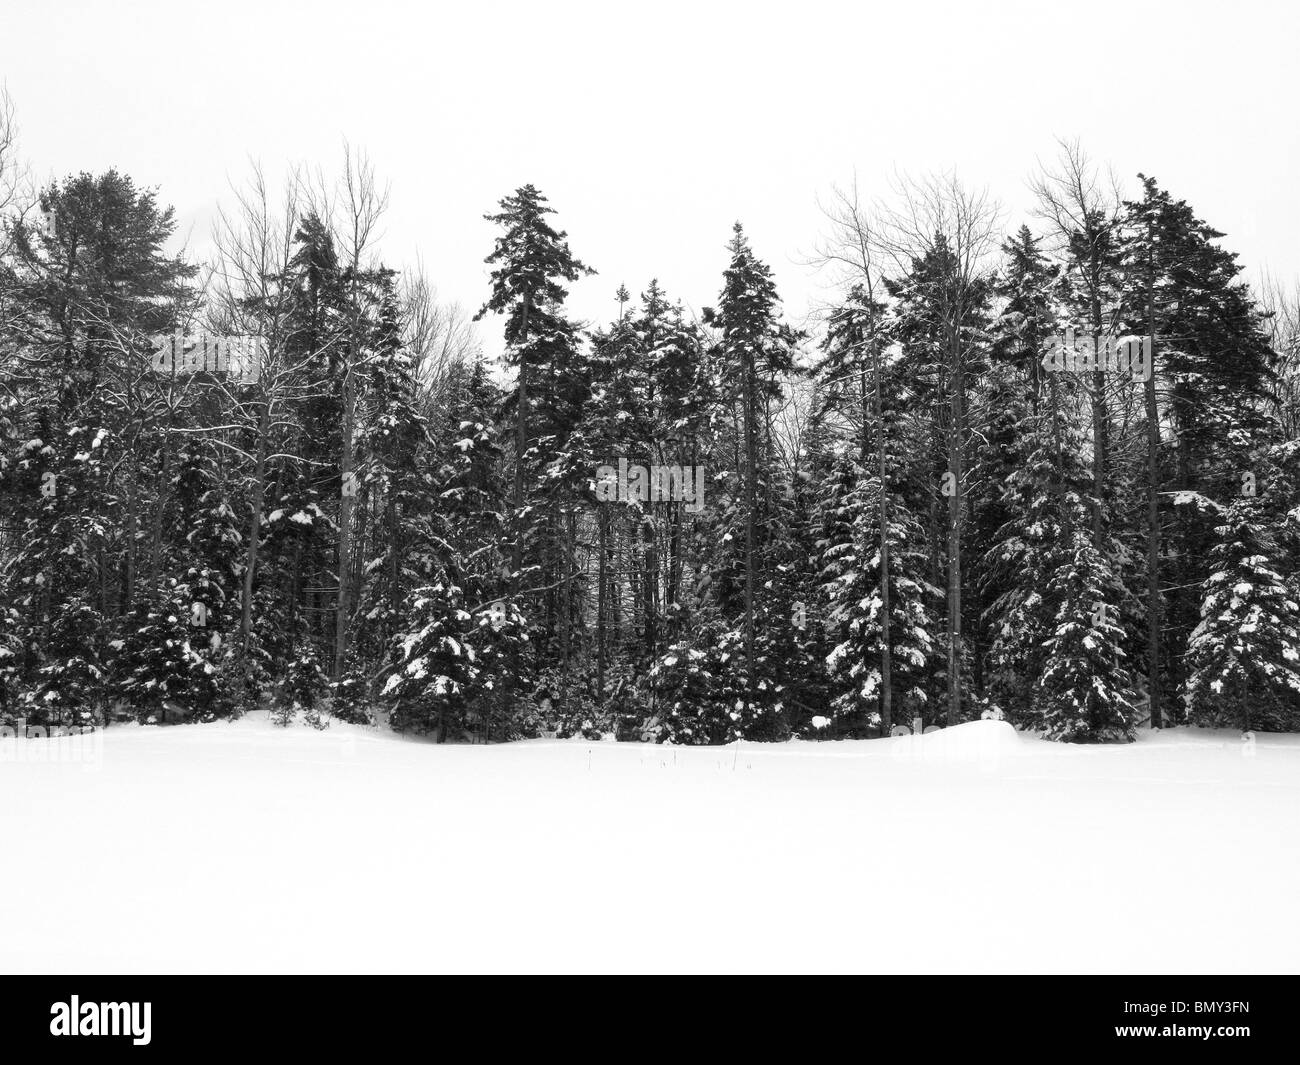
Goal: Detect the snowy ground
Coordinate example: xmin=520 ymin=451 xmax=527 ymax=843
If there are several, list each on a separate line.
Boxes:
xmin=1 ymin=715 xmax=1297 ymax=973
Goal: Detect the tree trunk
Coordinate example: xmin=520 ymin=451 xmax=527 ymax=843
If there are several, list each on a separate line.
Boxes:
xmin=1145 ymin=281 xmax=1162 ymax=729
xmin=946 ymin=330 xmax=964 ymax=727
xmin=240 ymin=401 xmax=271 ymax=658
xmin=1090 ymin=286 xmax=1108 ymax=548
xmin=596 ymin=508 xmax=608 ymax=697
xmin=511 ymin=296 xmax=532 ymax=588
xmin=872 ymin=336 xmax=893 ymax=735
xmin=742 ymin=346 xmax=758 ymax=718
xmin=334 ymin=358 xmax=356 ymax=680
xmin=123 ymin=473 xmax=137 ymax=614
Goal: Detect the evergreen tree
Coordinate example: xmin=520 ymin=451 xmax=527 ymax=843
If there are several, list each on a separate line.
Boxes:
xmin=476 ymin=184 xmax=592 ymax=591
xmin=646 ymin=613 xmax=746 ymax=745
xmin=383 ymin=574 xmax=480 ymax=737
xmin=710 ymin=223 xmax=797 ymax=728
xmin=817 ymin=450 xmax=937 ymax=731
xmin=354 ymin=268 xmax=433 ymax=660
xmin=1183 ymin=496 xmax=1300 ymax=731
xmin=1035 ymin=535 xmax=1138 ymax=742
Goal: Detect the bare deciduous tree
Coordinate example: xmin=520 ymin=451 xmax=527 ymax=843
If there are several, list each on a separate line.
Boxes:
xmin=1031 ymin=139 xmax=1126 ymax=546
xmin=1260 ymin=273 xmax=1300 ymax=442
xmin=210 ymin=163 xmax=313 ymax=663
xmin=319 ymin=145 xmax=390 ymax=680
xmin=402 ymin=264 xmax=481 ymax=404
xmin=0 ymin=86 xmax=34 ymax=397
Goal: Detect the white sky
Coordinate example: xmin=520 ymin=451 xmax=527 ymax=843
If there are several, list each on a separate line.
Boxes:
xmin=4 ymin=0 xmax=1298 ymax=356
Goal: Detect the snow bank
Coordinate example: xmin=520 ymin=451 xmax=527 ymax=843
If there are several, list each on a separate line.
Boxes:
xmin=889 ymin=718 xmax=1024 ymax=764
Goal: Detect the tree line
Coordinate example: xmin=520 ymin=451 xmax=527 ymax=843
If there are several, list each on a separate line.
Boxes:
xmin=1 ymin=106 xmax=1296 ymax=742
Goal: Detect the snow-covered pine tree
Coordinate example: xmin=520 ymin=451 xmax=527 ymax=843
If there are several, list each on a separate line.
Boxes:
xmin=0 ymin=599 xmax=19 ymax=723
xmin=353 ymin=268 xmax=433 ymax=663
xmin=1035 ymin=534 xmax=1138 ymax=742
xmin=273 ymin=646 xmax=329 ymax=729
xmin=7 ymin=417 xmax=111 ymax=727
xmin=978 ymin=362 xmax=1090 ymax=727
xmin=817 ymin=450 xmax=936 ymax=732
xmin=1122 ymin=174 xmax=1278 ymax=725
xmin=383 ymin=356 xmax=517 ymax=740
xmin=1183 ymin=495 xmax=1300 ymax=731
xmin=990 ymin=225 xmax=1059 ymax=408
xmin=585 ymin=301 xmax=647 ymax=702
xmin=3 ymin=172 xmax=194 ymax=724
xmin=111 ymin=585 xmax=220 ymax=724
xmin=476 ymin=185 xmax=593 ymax=733
xmin=709 ymin=224 xmax=798 ymax=731
xmin=646 ymin=612 xmax=747 ymax=745
xmin=169 ymin=438 xmax=243 ymax=718
xmin=383 ymin=574 xmax=480 ymax=738
xmin=886 ymin=230 xmax=994 ymax=725
xmin=476 ymin=184 xmax=593 ymax=593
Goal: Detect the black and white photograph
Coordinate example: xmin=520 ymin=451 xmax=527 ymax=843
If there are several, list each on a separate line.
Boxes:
xmin=0 ymin=0 xmax=1297 ymax=1034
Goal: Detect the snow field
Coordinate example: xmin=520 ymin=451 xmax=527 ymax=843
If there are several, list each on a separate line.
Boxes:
xmin=1 ymin=717 xmax=1296 ymax=973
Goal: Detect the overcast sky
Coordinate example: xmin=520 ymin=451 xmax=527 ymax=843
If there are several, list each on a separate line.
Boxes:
xmin=3 ymin=0 xmax=1297 ymax=355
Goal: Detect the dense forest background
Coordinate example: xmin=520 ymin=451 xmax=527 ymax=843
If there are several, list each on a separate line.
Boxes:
xmin=1 ymin=90 xmax=1297 ymax=744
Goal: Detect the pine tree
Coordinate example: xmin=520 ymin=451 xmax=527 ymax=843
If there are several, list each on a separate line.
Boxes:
xmin=476 ymin=184 xmax=592 ymax=592
xmin=2 ymin=171 xmax=195 ymax=724
xmin=354 ymin=268 xmax=433 ymax=661
xmin=7 ymin=416 xmax=111 ymax=727
xmin=887 ymin=233 xmax=992 ymax=725
xmin=1036 ymin=535 xmax=1138 ymax=742
xmin=990 ymin=226 xmax=1059 ymax=408
xmin=646 ymin=613 xmax=746 ymax=745
xmin=111 ymin=586 xmax=220 ymax=724
xmin=1121 ymin=176 xmax=1279 ymax=727
xmin=979 ymin=362 xmax=1089 ymax=725
xmin=273 ymin=647 xmax=329 ymax=728
xmin=711 ymin=223 xmax=796 ymax=728
xmin=817 ymin=450 xmax=936 ymax=732
xmin=383 ymin=574 xmax=480 ymax=737
xmin=476 ymin=186 xmax=593 ymax=733
xmin=1183 ymin=496 xmax=1300 ymax=731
